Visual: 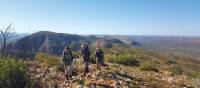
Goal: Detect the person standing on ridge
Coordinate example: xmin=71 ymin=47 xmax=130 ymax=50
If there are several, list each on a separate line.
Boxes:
xmin=80 ymin=44 xmax=91 ymax=76
xmin=95 ymin=48 xmax=104 ymax=70
xmin=62 ymin=46 xmax=73 ymax=80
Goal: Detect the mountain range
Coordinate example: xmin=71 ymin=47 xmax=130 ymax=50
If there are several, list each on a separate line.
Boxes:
xmin=7 ymin=31 xmax=200 ymax=60
xmin=8 ymin=31 xmax=138 ymax=55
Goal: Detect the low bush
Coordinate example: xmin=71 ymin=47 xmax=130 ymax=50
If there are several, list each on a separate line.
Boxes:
xmin=0 ymin=58 xmax=29 ymax=88
xmin=166 ymin=59 xmax=177 ymax=65
xmin=170 ymin=66 xmax=183 ymax=76
xmin=35 ymin=53 xmax=46 ymax=63
xmin=139 ymin=62 xmax=159 ymax=72
xmin=106 ymin=54 xmax=139 ymax=66
xmin=188 ymin=72 xmax=200 ymax=79
xmin=35 ymin=53 xmax=59 ymax=68
xmin=72 ymin=51 xmax=80 ymax=58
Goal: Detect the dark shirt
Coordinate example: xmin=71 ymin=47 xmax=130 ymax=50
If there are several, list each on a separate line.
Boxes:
xmin=62 ymin=50 xmax=73 ymax=60
xmin=95 ymin=49 xmax=104 ymax=59
xmin=80 ymin=47 xmax=90 ymax=57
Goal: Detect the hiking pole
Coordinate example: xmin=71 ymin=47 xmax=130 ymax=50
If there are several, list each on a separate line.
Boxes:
xmin=74 ymin=57 xmax=76 ymax=64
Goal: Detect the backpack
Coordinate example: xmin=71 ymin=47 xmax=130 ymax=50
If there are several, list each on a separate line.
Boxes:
xmin=63 ymin=50 xmax=73 ymax=60
xmin=95 ymin=49 xmax=103 ymax=59
xmin=81 ymin=47 xmax=90 ymax=57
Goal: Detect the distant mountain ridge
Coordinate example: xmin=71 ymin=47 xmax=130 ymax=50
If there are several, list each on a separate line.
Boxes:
xmin=126 ymin=36 xmax=200 ymax=60
xmin=9 ymin=31 xmax=139 ymax=55
xmin=100 ymin=35 xmax=200 ymax=60
xmin=7 ymin=32 xmax=200 ymax=59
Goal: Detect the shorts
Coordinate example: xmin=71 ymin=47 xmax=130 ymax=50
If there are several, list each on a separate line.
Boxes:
xmin=97 ymin=57 xmax=103 ymax=64
xmin=63 ymin=59 xmax=72 ymax=66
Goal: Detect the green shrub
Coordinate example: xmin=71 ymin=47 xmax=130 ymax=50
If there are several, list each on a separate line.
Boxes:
xmin=35 ymin=53 xmax=46 ymax=63
xmin=106 ymin=54 xmax=139 ymax=66
xmin=77 ymin=79 xmax=85 ymax=85
xmin=35 ymin=53 xmax=59 ymax=67
xmin=72 ymin=51 xmax=80 ymax=58
xmin=188 ymin=72 xmax=200 ymax=79
xmin=170 ymin=66 xmax=183 ymax=76
xmin=0 ymin=58 xmax=29 ymax=88
xmin=166 ymin=59 xmax=177 ymax=65
xmin=139 ymin=62 xmax=159 ymax=72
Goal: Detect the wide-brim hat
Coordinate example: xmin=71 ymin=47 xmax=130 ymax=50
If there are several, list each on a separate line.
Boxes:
xmin=81 ymin=44 xmax=85 ymax=48
xmin=81 ymin=43 xmax=87 ymax=47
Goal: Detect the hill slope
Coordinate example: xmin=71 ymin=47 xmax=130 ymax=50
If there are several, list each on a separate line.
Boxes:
xmin=28 ymin=49 xmax=200 ymax=88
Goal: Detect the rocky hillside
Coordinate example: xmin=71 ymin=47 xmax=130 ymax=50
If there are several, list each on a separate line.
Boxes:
xmin=27 ymin=59 xmax=197 ymax=88
xmin=26 ymin=45 xmax=200 ymax=88
xmin=2 ymin=44 xmax=200 ymax=88
xmin=28 ymin=61 xmax=147 ymax=88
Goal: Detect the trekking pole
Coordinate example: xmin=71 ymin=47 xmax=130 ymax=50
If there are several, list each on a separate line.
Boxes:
xmin=95 ymin=56 xmax=97 ymax=64
xmin=74 ymin=56 xmax=76 ymax=64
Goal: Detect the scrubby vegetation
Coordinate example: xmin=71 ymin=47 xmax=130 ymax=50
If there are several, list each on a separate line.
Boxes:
xmin=105 ymin=45 xmax=200 ymax=75
xmin=0 ymin=57 xmax=29 ymax=88
xmin=106 ymin=54 xmax=139 ymax=66
xmin=170 ymin=66 xmax=183 ymax=76
xmin=35 ymin=53 xmax=59 ymax=68
xmin=139 ymin=62 xmax=159 ymax=72
xmin=188 ymin=72 xmax=200 ymax=79
xmin=166 ymin=59 xmax=177 ymax=65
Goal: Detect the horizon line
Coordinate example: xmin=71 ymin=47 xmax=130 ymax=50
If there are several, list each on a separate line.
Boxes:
xmin=15 ymin=31 xmax=200 ymax=38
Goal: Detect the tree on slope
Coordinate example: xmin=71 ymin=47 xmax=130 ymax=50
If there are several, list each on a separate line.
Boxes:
xmin=0 ymin=23 xmax=15 ymax=57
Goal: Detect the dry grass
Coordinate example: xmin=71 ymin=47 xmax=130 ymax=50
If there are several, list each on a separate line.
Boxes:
xmin=35 ymin=53 xmax=59 ymax=68
xmin=139 ymin=61 xmax=159 ymax=72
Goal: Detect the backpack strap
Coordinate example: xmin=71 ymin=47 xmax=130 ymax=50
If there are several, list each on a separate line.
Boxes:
xmin=63 ymin=50 xmax=73 ymax=60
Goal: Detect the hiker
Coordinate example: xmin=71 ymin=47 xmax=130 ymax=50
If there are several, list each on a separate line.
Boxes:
xmin=62 ymin=46 xmax=73 ymax=80
xmin=80 ymin=44 xmax=91 ymax=75
xmin=95 ymin=48 xmax=104 ymax=69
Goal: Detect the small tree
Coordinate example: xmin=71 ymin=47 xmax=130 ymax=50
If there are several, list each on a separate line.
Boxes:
xmin=0 ymin=23 xmax=15 ymax=57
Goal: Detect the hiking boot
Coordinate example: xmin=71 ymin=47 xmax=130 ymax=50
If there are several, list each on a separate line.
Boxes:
xmin=97 ymin=67 xmax=101 ymax=70
xmin=65 ymin=75 xmax=69 ymax=80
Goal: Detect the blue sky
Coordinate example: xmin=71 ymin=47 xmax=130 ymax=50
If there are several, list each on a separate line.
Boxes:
xmin=0 ymin=0 xmax=199 ymax=36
